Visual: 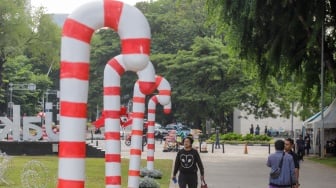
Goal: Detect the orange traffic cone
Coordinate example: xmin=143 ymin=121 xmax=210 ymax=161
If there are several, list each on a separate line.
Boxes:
xmin=244 ymin=143 xmax=248 ymax=154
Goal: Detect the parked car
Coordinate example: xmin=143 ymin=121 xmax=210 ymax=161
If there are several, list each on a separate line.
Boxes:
xmin=154 ymin=124 xmax=168 ymax=139
xmin=177 ymin=126 xmax=191 ymax=137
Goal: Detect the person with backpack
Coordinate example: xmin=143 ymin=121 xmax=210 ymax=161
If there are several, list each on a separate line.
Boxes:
xmin=267 ymin=139 xmax=297 ymax=188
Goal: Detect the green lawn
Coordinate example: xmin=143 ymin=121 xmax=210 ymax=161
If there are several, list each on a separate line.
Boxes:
xmin=309 ymin=156 xmax=336 ymax=168
xmin=0 ymin=156 xmax=172 ymax=188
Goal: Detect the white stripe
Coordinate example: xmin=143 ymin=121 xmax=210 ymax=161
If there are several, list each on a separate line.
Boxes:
xmin=58 ymin=158 xmax=85 ymax=181
xmin=157 ymin=95 xmax=171 ymax=106
xmin=104 ymin=67 xmax=121 ymax=86
xmin=61 ymin=37 xmax=90 ymax=62
xmin=147 ymin=162 xmax=154 ymax=170
xmin=60 ymin=79 xmax=88 ymax=103
xmin=68 ymin=0 xmax=104 ymax=30
xmin=129 ymin=157 xmax=141 ymax=170
xmin=104 ymin=96 xmax=120 ymax=111
xmin=118 ymin=4 xmax=150 ymax=39
xmin=136 ymin=61 xmax=155 ymax=82
xmin=59 ymin=117 xmax=87 ymax=141
xmin=105 ymin=162 xmax=121 ymax=176
xmin=131 ymin=119 xmax=143 ymax=130
xmin=147 ymin=139 xmax=155 ymax=145
xmin=104 ymin=119 xmax=121 ymax=132
xmin=123 ymin=55 xmax=149 ymax=72
xmin=131 ymin=135 xmax=143 ymax=149
xmin=106 ymin=185 xmax=121 ymax=188
xmin=127 ymin=176 xmax=140 ymax=188
xmin=147 ymin=150 xmax=154 ymax=156
xmin=105 ymin=140 xmax=121 ymax=154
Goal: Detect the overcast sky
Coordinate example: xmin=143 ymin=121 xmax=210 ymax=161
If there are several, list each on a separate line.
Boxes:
xmin=30 ymin=0 xmax=150 ymax=14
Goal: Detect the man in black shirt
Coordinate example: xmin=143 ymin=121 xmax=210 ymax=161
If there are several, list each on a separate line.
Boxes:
xmin=172 ymin=136 xmax=205 ymax=188
xmin=285 ymin=138 xmax=300 ymax=188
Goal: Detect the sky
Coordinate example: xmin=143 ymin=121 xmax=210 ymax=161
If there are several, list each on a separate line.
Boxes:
xmin=30 ymin=0 xmax=149 ymax=14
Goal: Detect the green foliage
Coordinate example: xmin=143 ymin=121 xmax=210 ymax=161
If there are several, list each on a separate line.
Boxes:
xmin=210 ymin=132 xmax=271 ymax=142
xmin=205 ymin=0 xmax=336 ymax=117
xmin=139 ymin=177 xmax=160 ymax=188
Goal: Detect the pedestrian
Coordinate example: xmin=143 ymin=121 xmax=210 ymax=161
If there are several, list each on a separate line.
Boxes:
xmin=255 ymin=124 xmax=260 ymax=135
xmin=215 ymin=128 xmax=220 ymax=149
xmin=172 ymin=136 xmax=205 ymax=188
xmin=265 ymin=126 xmax=268 ymax=135
xmin=267 ymin=139 xmax=296 ymax=188
xmin=296 ymin=135 xmax=305 ymax=161
xmin=304 ymin=133 xmax=311 ymax=155
xmin=285 ymin=138 xmax=300 ymax=188
xmin=250 ymin=124 xmax=254 ymax=134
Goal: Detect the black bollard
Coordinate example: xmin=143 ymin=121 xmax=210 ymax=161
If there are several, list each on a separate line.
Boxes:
xmin=212 ymin=143 xmax=214 ymax=153
xmin=90 ymin=130 xmax=93 ymax=143
xmin=96 ymin=140 xmax=98 ymax=147
xmin=268 ymin=143 xmax=271 ymax=154
xmin=199 ymin=140 xmax=202 ymax=153
xmin=222 ymin=143 xmax=225 ymax=153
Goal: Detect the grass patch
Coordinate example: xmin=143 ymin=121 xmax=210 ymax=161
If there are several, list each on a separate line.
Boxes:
xmin=308 ymin=156 xmax=336 ymax=168
xmin=0 ymin=156 xmax=172 ymax=188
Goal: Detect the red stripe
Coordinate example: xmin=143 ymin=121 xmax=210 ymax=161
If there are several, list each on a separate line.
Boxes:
xmin=151 ymin=96 xmax=158 ymax=104
xmin=147 ymin=121 xmax=155 ymax=126
xmin=154 ymin=76 xmax=163 ymax=89
xmin=62 ymin=18 xmax=94 ymax=43
xmin=147 ymin=133 xmax=154 ymax=139
xmin=138 ymin=81 xmax=156 ymax=95
xmin=105 ymin=132 xmax=120 ymax=140
xmin=128 ymin=170 xmax=140 ymax=176
xmin=121 ymin=38 xmax=150 ymax=54
xmin=148 ymin=109 xmax=156 ymax=114
xmin=132 ymin=130 xmax=143 ymax=136
xmin=60 ymin=62 xmax=89 ymax=80
xmin=105 ymin=154 xmax=121 ymax=162
xmin=58 ymin=179 xmax=84 ymax=188
xmin=131 ymin=112 xmax=144 ymax=118
xmin=159 ymin=90 xmax=171 ymax=95
xmin=164 ymin=108 xmax=171 ymax=114
xmin=104 ymin=87 xmax=121 ymax=95
xmin=130 ymin=149 xmax=142 ymax=155
xmin=106 ymin=176 xmax=121 ymax=185
xmin=59 ymin=141 xmax=86 ymax=158
xmin=60 ymin=101 xmax=87 ymax=118
xmin=147 ymin=156 xmax=154 ymax=161
xmin=147 ymin=143 xmax=155 ymax=149
xmin=104 ymin=0 xmax=123 ymax=30
xmin=133 ymin=97 xmax=145 ymax=103
xmin=104 ymin=110 xmax=120 ymax=119
xmin=108 ymin=58 xmax=125 ymax=76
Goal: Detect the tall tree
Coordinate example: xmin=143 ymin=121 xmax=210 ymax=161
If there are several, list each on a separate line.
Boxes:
xmin=206 ymin=0 xmax=336 ymax=113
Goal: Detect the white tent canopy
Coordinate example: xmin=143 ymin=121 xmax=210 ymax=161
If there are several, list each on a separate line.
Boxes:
xmin=305 ymin=98 xmax=336 ymax=154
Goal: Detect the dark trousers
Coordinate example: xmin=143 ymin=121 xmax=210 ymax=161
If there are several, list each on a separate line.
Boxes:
xmin=297 ymin=149 xmax=304 ymax=160
xmin=178 ymin=173 xmax=198 ymax=188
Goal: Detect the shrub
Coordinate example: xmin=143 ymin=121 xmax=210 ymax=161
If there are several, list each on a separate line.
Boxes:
xmin=139 ymin=176 xmax=160 ymax=188
xmin=140 ymin=167 xmax=162 ymax=179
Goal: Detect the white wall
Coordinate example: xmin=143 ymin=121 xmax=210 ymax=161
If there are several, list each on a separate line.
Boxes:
xmin=233 ymin=108 xmax=303 ymax=135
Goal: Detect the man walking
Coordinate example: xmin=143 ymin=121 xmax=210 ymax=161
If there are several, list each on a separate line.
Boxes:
xmin=285 ymin=138 xmax=300 ymax=188
xmin=172 ymin=136 xmax=205 ymax=188
xmin=267 ymin=140 xmax=296 ymax=188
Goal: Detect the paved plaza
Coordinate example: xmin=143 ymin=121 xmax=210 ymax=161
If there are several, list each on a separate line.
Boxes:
xmin=90 ymin=140 xmax=336 ymax=188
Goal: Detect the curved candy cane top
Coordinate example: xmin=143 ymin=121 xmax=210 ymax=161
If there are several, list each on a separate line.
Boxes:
xmin=61 ymin=0 xmax=151 ymax=76
xmin=153 ymin=75 xmax=171 ymax=104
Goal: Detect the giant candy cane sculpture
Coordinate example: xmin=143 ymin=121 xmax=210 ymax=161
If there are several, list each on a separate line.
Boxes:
xmin=58 ymin=1 xmax=155 ymax=188
xmin=146 ymin=76 xmax=172 ymax=170
xmin=104 ymin=57 xmax=155 ymax=187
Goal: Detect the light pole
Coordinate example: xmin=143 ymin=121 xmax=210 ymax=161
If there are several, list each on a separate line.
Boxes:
xmin=8 ymin=83 xmax=36 ymax=119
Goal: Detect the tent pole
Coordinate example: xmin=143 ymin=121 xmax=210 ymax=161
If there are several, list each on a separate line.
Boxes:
xmin=320 ymin=4 xmax=325 ymax=158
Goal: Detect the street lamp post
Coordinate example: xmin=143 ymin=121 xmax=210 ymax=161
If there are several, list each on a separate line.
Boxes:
xmin=8 ymin=83 xmax=36 ymax=119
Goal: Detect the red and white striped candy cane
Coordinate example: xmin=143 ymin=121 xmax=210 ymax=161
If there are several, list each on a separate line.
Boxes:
xmin=58 ymin=1 xmax=153 ymax=187
xmin=104 ymin=57 xmax=155 ymax=187
xmin=146 ymin=76 xmax=171 ymax=170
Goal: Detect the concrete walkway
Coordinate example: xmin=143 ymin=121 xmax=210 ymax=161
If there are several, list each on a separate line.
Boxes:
xmin=90 ymin=140 xmax=336 ymax=188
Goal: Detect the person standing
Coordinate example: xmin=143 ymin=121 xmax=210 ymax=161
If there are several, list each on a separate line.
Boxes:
xmin=285 ymin=138 xmax=300 ymax=188
xmin=250 ymin=124 xmax=254 ymax=134
xmin=255 ymin=124 xmax=260 ymax=135
xmin=172 ymin=136 xmax=205 ymax=188
xmin=267 ymin=140 xmax=296 ymax=188
xmin=215 ymin=128 xmax=220 ymax=149
xmin=296 ymin=135 xmax=305 ymax=161
xmin=304 ymin=133 xmax=311 ymax=156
